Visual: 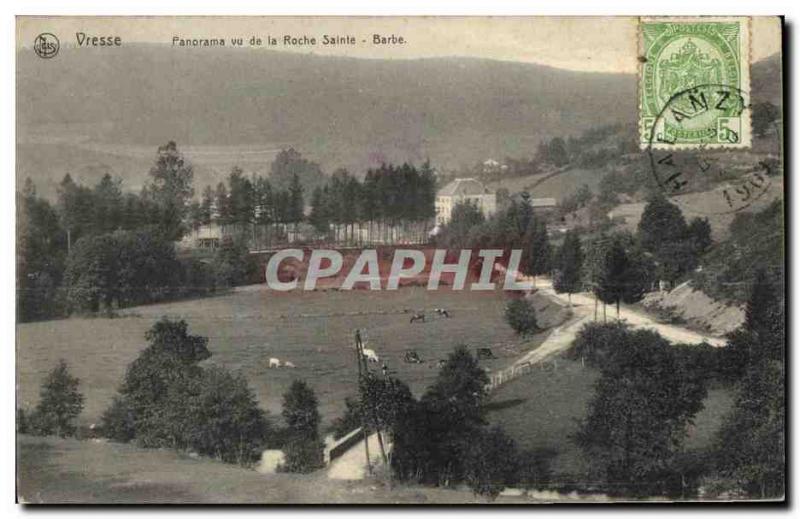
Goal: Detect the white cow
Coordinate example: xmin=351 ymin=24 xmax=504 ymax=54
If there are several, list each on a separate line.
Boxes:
xmin=269 ymin=357 xmax=281 ymax=368
xmin=284 ymin=361 xmax=296 ymax=368
xmin=362 ymin=348 xmax=380 ymax=363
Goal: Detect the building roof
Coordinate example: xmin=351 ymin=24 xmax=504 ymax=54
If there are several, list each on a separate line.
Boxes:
xmin=438 ymin=178 xmax=490 ymax=197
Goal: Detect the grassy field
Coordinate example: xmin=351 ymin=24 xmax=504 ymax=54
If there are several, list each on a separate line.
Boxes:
xmin=487 ymin=357 xmax=735 ymax=479
xmin=486 ymin=167 xmax=605 ymax=200
xmin=17 ymin=286 xmax=566 ymax=428
xmin=17 ymin=435 xmax=546 ymax=504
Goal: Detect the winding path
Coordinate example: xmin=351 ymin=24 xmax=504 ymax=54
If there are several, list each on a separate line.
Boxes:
xmin=326 ymin=276 xmax=726 ymax=480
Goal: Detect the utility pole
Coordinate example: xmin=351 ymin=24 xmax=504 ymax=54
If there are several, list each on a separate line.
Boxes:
xmin=355 ymin=329 xmax=372 ymax=476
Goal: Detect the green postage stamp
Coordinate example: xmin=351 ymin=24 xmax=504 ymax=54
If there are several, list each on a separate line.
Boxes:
xmin=640 ymin=17 xmax=751 ymax=149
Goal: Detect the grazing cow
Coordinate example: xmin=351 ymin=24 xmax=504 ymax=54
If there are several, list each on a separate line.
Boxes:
xmin=269 ymin=357 xmax=281 ymax=368
xmin=435 ymin=308 xmax=451 ymax=318
xmin=404 ymin=350 xmax=423 ymax=363
xmin=476 ymin=348 xmax=496 ymax=360
xmin=283 ymin=361 xmax=296 ymax=368
xmin=362 ymin=348 xmax=380 ymax=363
xmin=410 ymin=312 xmax=425 ymax=324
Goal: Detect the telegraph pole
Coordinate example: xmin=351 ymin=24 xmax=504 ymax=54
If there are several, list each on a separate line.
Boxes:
xmin=355 ymin=329 xmax=372 ymax=475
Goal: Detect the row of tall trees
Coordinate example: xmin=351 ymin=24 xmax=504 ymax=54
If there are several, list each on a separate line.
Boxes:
xmin=193 ymin=167 xmax=305 ymax=229
xmin=190 ymin=156 xmax=437 ymax=247
xmin=308 ymin=162 xmax=436 ymax=244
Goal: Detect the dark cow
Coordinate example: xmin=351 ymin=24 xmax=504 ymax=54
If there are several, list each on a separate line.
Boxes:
xmin=435 ymin=308 xmax=451 ymax=318
xmin=404 ymin=350 xmax=423 ymax=363
xmin=476 ymin=347 xmax=496 ymax=360
xmin=409 ymin=312 xmax=425 ymax=324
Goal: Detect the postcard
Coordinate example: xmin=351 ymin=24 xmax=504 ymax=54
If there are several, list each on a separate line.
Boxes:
xmin=15 ymin=16 xmax=784 ymax=504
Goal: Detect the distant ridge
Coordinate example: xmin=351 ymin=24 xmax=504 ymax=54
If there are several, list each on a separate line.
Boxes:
xmin=17 ymin=46 xmax=780 ymax=198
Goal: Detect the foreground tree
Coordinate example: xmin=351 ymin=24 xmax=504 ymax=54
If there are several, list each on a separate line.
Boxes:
xmin=575 ymin=327 xmax=707 ymax=497
xmin=280 ymin=380 xmax=323 ymax=473
xmin=714 ymin=358 xmax=785 ymax=498
xmin=29 ymin=360 xmax=84 ymax=438
xmin=464 ymin=426 xmax=519 ymax=500
xmin=392 ymin=346 xmax=489 ymax=485
xmin=102 ymin=319 xmax=270 ymax=465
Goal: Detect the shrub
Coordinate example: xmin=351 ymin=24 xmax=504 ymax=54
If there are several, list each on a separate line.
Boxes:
xmin=214 ymin=236 xmax=258 ymax=287
xmin=392 ymin=346 xmax=489 ymax=486
xmin=464 ymin=426 xmax=519 ymax=500
xmin=568 ymin=321 xmax=630 ymax=367
xmin=516 ymin=448 xmax=555 ymax=492
xmin=63 ymin=228 xmax=181 ymax=313
xmin=574 ymin=327 xmax=707 ymax=497
xmin=280 ymin=380 xmax=323 ymax=473
xmin=101 ymin=396 xmax=136 ymax=443
xmin=185 ymin=367 xmax=271 ymax=464
xmin=102 ymin=318 xmax=271 ymax=466
xmin=28 ymin=360 xmax=84 ymax=438
xmin=505 ymin=298 xmax=538 ymax=336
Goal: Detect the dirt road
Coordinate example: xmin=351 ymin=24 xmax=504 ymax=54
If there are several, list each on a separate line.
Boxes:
xmin=511 ymin=278 xmax=725 ymax=370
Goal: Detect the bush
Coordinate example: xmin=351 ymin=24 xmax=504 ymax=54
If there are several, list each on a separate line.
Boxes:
xmin=279 ymin=437 xmax=325 ymax=473
xmin=63 ymin=228 xmax=181 ymax=314
xmin=279 ymin=380 xmax=323 ymax=473
xmin=574 ymin=327 xmax=707 ymax=497
xmin=505 ymin=298 xmax=538 ymax=336
xmin=568 ymin=321 xmax=630 ymax=367
xmin=101 ymin=318 xmax=271 ymax=466
xmin=464 ymin=426 xmax=519 ymax=500
xmin=101 ymin=396 xmax=136 ymax=442
xmin=177 ymin=255 xmax=217 ymax=297
xmin=185 ymin=367 xmax=271 ymax=464
xmin=28 ymin=360 xmax=84 ymax=438
xmin=214 ymin=236 xmax=258 ymax=287
xmin=516 ymin=448 xmax=555 ymax=492
xmin=392 ymin=346 xmax=489 ymax=486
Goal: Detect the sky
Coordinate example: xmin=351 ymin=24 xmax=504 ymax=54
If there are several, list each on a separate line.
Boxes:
xmin=17 ymin=16 xmax=782 ymax=73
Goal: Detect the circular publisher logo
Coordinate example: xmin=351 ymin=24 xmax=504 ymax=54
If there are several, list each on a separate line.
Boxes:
xmin=34 ymin=33 xmax=59 ymax=59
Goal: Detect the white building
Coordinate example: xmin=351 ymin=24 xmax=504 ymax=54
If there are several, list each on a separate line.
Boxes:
xmin=178 ymin=223 xmax=224 ymax=250
xmin=435 ymin=178 xmax=497 ymax=225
